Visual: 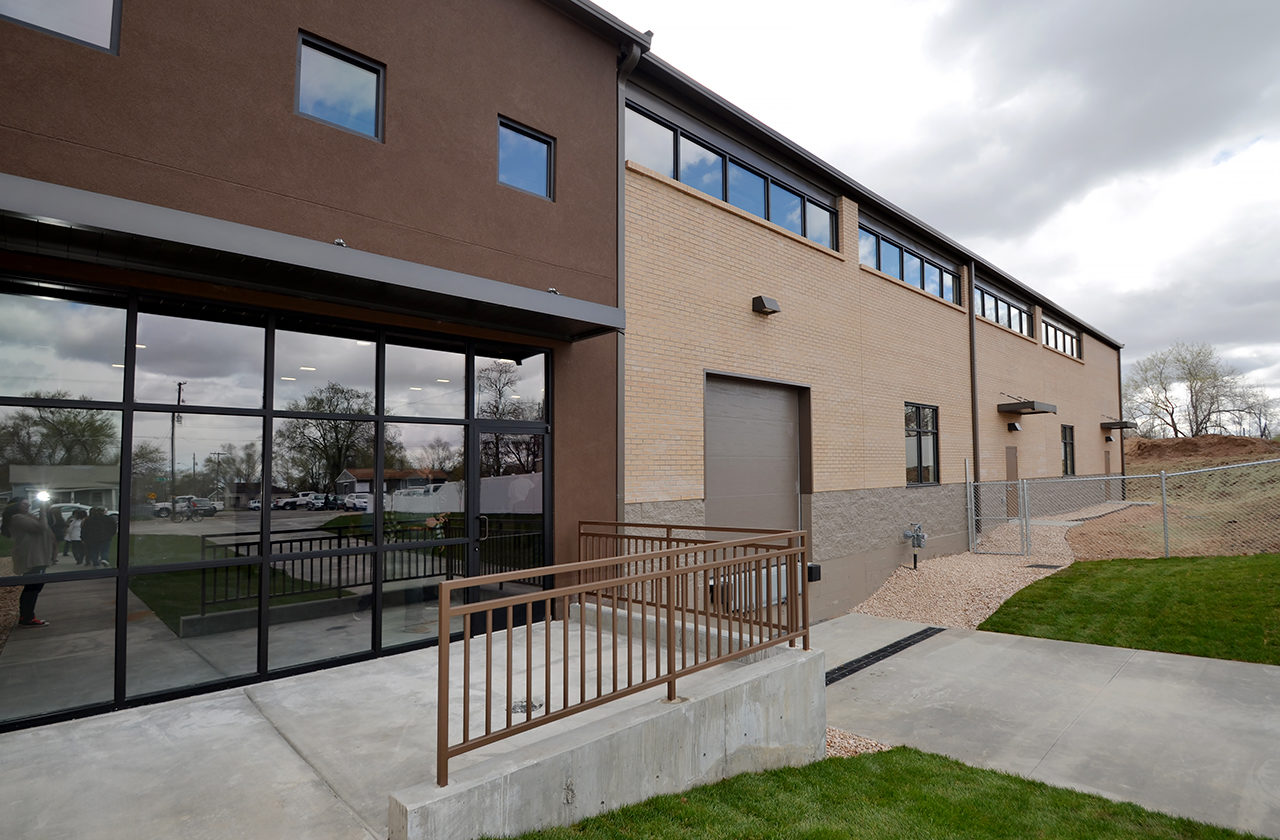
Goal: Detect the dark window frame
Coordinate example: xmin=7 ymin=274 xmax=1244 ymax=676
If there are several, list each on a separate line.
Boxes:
xmin=295 ymin=32 xmax=386 ymax=142
xmin=498 ymin=118 xmax=556 ymax=200
xmin=0 ymin=0 xmax=121 ymax=53
xmin=1061 ymin=424 xmax=1076 ymax=476
xmin=905 ymin=402 xmax=940 ymax=486
xmin=624 ymin=104 xmax=838 ymax=250
xmin=859 ymin=226 xmax=962 ymax=306
xmin=1043 ymin=318 xmax=1081 ymax=359
xmin=974 ymin=285 xmax=1033 ymax=338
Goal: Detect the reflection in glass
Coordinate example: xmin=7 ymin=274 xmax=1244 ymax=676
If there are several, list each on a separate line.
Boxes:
xmin=134 ymin=313 xmax=264 ymax=408
xmin=298 ymin=41 xmax=380 ymax=138
xmin=274 ymin=330 xmax=375 ymax=410
xmin=805 ymin=202 xmax=833 ymax=249
xmin=879 ymin=241 xmax=902 ymax=279
xmin=479 ymin=432 xmax=544 ymax=576
xmin=859 ymin=229 xmax=877 ymax=266
xmin=385 ymin=424 xmax=465 ymax=544
xmin=0 ymin=405 xmax=121 ymax=578
xmin=0 ymin=0 xmax=116 ymax=49
xmin=475 ymin=352 xmax=545 ymax=421
xmin=273 ymin=418 xmax=377 ymax=503
xmin=126 ymin=566 xmax=258 ymax=696
xmin=131 ymin=413 xmax=261 ymax=565
xmin=905 ymin=433 xmax=920 ymax=485
xmin=0 ymin=578 xmax=115 ymax=722
xmin=924 ymin=264 xmax=942 ymax=297
xmin=769 ymin=183 xmax=803 ymax=235
xmin=498 ymin=123 xmax=552 ymax=197
xmin=728 ymin=161 xmax=766 ymax=218
xmin=381 ymin=544 xmax=467 ymax=648
xmin=680 ymin=136 xmax=724 ymax=201
xmin=268 ymin=552 xmax=374 ymax=669
xmin=0 ymin=291 xmax=125 ymax=401
xmin=942 ymin=271 xmax=956 ymax=303
xmin=384 ymin=342 xmax=465 ymax=418
xmin=903 ymin=252 xmax=923 ymax=288
xmin=624 ymin=108 xmax=674 ymax=177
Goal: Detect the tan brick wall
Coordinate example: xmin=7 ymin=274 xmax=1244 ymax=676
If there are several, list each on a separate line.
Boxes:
xmin=974 ymin=312 xmax=1121 ymax=480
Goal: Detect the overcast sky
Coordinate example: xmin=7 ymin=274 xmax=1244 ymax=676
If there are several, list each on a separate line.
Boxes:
xmin=603 ymin=0 xmax=1280 ymax=394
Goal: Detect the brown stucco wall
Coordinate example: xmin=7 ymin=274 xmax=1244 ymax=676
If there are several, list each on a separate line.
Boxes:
xmin=0 ymin=0 xmax=620 ymax=305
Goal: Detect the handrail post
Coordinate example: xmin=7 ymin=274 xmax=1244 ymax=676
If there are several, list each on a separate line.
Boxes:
xmin=437 ymin=581 xmax=451 ymax=787
xmin=666 ymin=568 xmax=677 ymax=700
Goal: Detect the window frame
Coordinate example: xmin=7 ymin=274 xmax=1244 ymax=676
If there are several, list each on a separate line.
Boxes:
xmin=498 ymin=118 xmax=555 ymax=200
xmin=905 ymin=402 xmax=940 ymax=486
xmin=859 ymin=226 xmax=962 ymax=306
xmin=295 ymin=32 xmax=386 ymax=142
xmin=0 ymin=0 xmax=120 ymax=53
xmin=1061 ymin=424 xmax=1076 ymax=476
xmin=974 ymin=285 xmax=1034 ymax=338
xmin=1043 ymin=318 xmax=1082 ymax=358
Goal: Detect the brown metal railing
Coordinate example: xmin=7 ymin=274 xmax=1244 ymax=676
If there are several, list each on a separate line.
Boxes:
xmin=436 ymin=521 xmax=809 ymax=786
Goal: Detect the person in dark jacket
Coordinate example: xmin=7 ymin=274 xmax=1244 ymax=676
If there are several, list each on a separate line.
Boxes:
xmin=2 ymin=498 xmax=57 ymax=626
xmin=46 ymin=505 xmax=68 ymax=564
xmin=81 ymin=506 xmax=118 ymax=568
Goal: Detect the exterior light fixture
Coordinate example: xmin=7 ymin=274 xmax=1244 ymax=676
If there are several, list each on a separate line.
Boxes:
xmin=752 ymin=295 xmax=781 ymax=315
xmin=1105 ymin=434 xmax=1115 ymax=442
xmin=1007 ymin=422 xmax=1022 ymax=432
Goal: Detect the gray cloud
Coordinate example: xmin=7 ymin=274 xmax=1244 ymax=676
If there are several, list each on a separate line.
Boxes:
xmin=854 ymin=0 xmax=1280 ymax=239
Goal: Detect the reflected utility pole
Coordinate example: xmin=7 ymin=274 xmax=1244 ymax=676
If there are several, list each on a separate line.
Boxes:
xmin=170 ymin=381 xmax=186 ymax=503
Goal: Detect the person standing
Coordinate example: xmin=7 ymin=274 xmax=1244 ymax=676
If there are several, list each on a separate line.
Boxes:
xmin=82 ymin=506 xmax=118 ymax=568
xmin=67 ymin=508 xmax=87 ymax=565
xmin=46 ymin=504 xmax=68 ymax=565
xmin=2 ymin=498 xmax=56 ymax=627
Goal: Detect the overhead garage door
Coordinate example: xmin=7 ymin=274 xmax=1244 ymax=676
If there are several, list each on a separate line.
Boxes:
xmin=704 ymin=376 xmax=800 ymax=531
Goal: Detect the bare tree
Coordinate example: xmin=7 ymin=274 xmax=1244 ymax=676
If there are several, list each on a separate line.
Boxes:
xmin=1124 ymin=342 xmax=1273 ymax=438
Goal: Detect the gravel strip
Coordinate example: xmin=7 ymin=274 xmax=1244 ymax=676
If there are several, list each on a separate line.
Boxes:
xmin=852 ymin=523 xmax=1077 ymax=629
xmin=825 ymin=727 xmax=890 ymax=758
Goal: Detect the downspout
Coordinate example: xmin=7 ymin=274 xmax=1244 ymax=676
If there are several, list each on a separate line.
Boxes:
xmin=968 ymin=261 xmax=981 ymax=484
xmin=615 ymin=37 xmax=649 ymax=523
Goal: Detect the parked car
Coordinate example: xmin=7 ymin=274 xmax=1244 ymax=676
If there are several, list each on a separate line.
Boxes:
xmin=306 ymin=493 xmax=341 ymax=510
xmin=248 ymin=498 xmax=261 ymax=511
xmin=343 ymin=493 xmax=372 ymax=511
xmin=45 ymin=502 xmax=120 ymax=523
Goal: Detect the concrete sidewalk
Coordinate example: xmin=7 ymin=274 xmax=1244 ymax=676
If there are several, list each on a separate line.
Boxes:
xmin=815 ymin=612 xmax=1280 ymax=839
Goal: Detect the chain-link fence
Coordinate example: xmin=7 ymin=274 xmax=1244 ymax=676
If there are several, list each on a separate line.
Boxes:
xmin=968 ymin=458 xmax=1280 ymax=559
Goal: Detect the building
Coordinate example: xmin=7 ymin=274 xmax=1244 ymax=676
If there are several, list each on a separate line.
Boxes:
xmin=0 ymin=0 xmax=1123 ymax=731
xmin=619 ymin=56 xmax=1124 ymax=617
xmin=0 ymin=0 xmax=648 ymax=730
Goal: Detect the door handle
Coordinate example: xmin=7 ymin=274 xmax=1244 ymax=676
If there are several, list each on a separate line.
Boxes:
xmin=478 ymin=514 xmax=489 ymax=541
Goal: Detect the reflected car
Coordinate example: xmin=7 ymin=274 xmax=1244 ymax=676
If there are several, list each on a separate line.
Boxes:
xmin=45 ymin=502 xmax=120 ymax=523
xmin=248 ymin=499 xmax=261 ymax=511
xmin=187 ymin=498 xmax=218 ymax=516
xmin=343 ymin=493 xmax=371 ymax=511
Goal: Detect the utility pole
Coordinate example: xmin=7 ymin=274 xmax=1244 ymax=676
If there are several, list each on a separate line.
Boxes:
xmin=170 ymin=381 xmax=187 ymax=503
xmin=209 ymin=450 xmax=224 ymax=503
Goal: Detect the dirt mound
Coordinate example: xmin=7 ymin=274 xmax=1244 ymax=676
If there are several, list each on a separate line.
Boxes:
xmin=1126 ymin=434 xmax=1280 ymax=471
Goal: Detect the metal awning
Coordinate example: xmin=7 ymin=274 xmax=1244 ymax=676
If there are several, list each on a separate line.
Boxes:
xmin=0 ymin=173 xmax=624 ymax=342
xmin=1101 ymin=420 xmax=1138 ymax=430
xmin=997 ymin=400 xmax=1058 ymax=415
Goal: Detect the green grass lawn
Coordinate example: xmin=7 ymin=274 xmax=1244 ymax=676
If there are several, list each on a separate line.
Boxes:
xmin=979 ymin=553 xmax=1280 ymax=665
xmin=498 ymin=748 xmax=1259 ymax=840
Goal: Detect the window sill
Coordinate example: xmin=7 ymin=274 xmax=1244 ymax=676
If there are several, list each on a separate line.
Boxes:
xmin=1041 ymin=344 xmax=1086 ymax=365
xmin=627 ymin=161 xmax=845 ymax=260
xmin=976 ymin=315 xmax=1038 ymax=344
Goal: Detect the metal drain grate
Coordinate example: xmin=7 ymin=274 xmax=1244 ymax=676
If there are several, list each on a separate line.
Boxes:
xmin=1025 ymin=563 xmax=1063 ymax=569
xmin=824 ymin=626 xmax=946 ymax=686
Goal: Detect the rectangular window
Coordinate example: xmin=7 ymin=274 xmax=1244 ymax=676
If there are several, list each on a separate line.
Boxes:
xmin=805 ymin=201 xmax=834 ymax=248
xmin=903 ymin=252 xmax=923 ymax=289
xmin=498 ymin=119 xmax=554 ymax=199
xmin=297 ymin=34 xmax=383 ymax=140
xmin=858 ymin=228 xmax=878 ymax=267
xmin=0 ymin=0 xmax=118 ymax=51
xmin=679 ymin=135 xmax=725 ymax=201
xmin=769 ymin=183 xmax=804 ymax=236
xmin=1062 ymin=425 xmax=1076 ymax=476
xmin=905 ymin=403 xmax=939 ymax=485
xmin=1043 ymin=319 xmax=1081 ymax=357
xmin=924 ymin=263 xmax=942 ymax=297
xmin=879 ymin=240 xmax=902 ymax=280
xmin=976 ymin=285 xmax=1033 ymax=337
xmin=728 ymin=161 xmax=766 ymax=218
xmin=625 ymin=107 xmax=675 ymax=178
xmin=942 ymin=271 xmax=957 ymax=304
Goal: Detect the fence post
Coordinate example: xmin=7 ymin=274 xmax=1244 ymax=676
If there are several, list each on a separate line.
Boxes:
xmin=1160 ymin=470 xmax=1170 ymax=558
xmin=1020 ymin=479 xmax=1030 ymax=556
xmin=964 ymin=460 xmax=976 ymax=551
xmin=437 ymin=582 xmax=451 ymax=787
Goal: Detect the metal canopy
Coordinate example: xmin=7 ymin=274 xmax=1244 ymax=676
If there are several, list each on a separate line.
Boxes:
xmin=997 ymin=400 xmax=1058 ymax=415
xmin=1100 ymin=420 xmax=1138 ymax=430
xmin=0 ymin=173 xmax=624 ymax=343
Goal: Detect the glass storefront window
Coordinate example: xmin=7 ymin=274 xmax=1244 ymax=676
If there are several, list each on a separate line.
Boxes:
xmin=0 ymin=291 xmax=125 ymax=401
xmin=384 ymin=341 xmax=465 ymax=418
xmin=474 ymin=349 xmax=545 ymax=421
xmin=274 ymin=330 xmax=376 ymax=411
xmin=135 ymin=312 xmax=264 ymax=408
xmin=267 ymin=551 xmax=374 ymax=670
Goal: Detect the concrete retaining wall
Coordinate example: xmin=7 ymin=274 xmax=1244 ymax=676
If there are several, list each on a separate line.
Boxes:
xmin=388 ymin=644 xmax=825 ymax=840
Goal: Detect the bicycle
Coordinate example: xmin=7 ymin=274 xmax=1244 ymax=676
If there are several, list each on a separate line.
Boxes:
xmin=172 ymin=506 xmax=204 ymax=523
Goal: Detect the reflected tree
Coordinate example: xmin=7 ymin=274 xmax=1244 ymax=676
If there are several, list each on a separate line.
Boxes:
xmin=0 ymin=391 xmax=119 ymax=465
xmin=273 ymin=382 xmax=404 ymax=491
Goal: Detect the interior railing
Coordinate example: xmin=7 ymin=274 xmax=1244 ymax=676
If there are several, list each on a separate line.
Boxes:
xmin=435 ymin=521 xmax=809 ymax=786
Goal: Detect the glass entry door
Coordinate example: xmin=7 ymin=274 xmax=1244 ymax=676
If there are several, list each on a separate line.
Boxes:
xmin=473 ymin=429 xmax=545 ymax=579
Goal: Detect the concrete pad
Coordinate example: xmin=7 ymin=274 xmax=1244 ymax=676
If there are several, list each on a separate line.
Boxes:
xmin=810 ymin=612 xmax=934 ymax=664
xmin=0 ymin=690 xmax=379 ymax=840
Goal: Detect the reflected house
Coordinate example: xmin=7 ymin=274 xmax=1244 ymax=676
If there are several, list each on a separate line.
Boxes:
xmin=1 ymin=464 xmax=121 ymax=511
xmin=0 ymin=0 xmax=644 ymax=730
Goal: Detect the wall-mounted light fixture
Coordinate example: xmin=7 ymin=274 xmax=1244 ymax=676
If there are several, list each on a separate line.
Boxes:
xmin=1007 ymin=422 xmax=1022 ymax=432
xmin=752 ymin=295 xmax=781 ymax=316
xmin=1105 ymin=434 xmax=1115 ymax=442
